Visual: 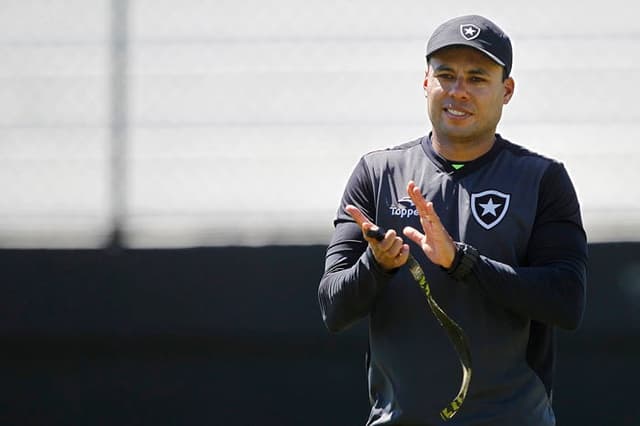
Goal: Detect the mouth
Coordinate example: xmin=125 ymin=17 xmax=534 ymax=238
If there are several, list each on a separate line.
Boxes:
xmin=444 ymin=105 xmax=472 ymax=119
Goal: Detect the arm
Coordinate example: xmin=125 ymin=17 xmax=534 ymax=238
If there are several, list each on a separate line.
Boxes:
xmin=318 ymin=222 xmax=394 ymax=332
xmin=318 ymin=159 xmax=409 ymax=333
xmin=469 ymin=162 xmax=587 ymax=330
xmin=403 ymin=163 xmax=587 ymax=330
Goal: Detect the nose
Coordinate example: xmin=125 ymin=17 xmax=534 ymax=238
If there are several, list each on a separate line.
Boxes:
xmin=448 ymin=76 xmax=470 ymax=100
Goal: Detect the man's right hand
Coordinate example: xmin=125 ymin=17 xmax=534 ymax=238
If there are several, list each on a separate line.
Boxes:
xmin=345 ymin=204 xmax=410 ymax=272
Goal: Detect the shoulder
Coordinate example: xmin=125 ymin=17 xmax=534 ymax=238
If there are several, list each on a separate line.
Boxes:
xmin=345 ymin=136 xmax=425 ymax=187
xmin=360 ymin=136 xmax=425 ymax=165
xmin=498 ymin=136 xmax=557 ymax=166
xmin=495 ymin=135 xmax=571 ymax=183
xmin=497 ymin=135 xmax=572 ymax=179
xmin=497 ymin=136 xmax=581 ymax=216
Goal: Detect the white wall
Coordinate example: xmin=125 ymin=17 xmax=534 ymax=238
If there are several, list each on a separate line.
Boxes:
xmin=1 ymin=0 xmax=639 ymax=247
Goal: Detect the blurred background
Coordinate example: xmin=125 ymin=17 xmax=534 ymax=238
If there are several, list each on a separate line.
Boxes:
xmin=0 ymin=0 xmax=638 ymax=425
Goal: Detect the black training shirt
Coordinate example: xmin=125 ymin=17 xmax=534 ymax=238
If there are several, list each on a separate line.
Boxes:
xmin=318 ymin=134 xmax=587 ymax=426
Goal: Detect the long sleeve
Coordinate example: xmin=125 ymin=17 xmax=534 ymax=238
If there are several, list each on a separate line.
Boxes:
xmin=317 ymin=157 xmax=394 ymax=333
xmin=468 ymin=162 xmax=588 ymax=330
xmin=318 ymin=223 xmax=395 ymax=332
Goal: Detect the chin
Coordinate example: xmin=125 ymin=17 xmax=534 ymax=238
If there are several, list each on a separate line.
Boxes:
xmin=441 ymin=127 xmax=477 ymax=140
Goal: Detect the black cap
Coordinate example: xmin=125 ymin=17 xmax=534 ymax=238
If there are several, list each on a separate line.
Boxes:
xmin=426 ymin=15 xmax=512 ymax=76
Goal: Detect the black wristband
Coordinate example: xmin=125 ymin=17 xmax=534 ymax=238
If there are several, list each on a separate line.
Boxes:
xmin=446 ymin=242 xmax=479 ymax=281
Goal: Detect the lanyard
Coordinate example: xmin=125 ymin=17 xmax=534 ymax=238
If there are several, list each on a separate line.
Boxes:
xmin=366 ymin=228 xmax=472 ymax=421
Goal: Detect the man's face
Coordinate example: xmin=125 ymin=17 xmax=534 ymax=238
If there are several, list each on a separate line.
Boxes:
xmin=424 ymin=46 xmax=514 ymax=143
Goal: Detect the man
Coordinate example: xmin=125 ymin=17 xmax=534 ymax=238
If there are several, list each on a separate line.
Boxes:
xmin=317 ymin=15 xmax=587 ymax=426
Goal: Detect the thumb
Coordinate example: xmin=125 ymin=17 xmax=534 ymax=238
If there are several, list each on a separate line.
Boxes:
xmin=403 ymin=226 xmax=425 ymax=246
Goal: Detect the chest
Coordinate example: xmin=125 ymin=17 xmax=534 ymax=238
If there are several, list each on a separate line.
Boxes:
xmin=372 ymin=163 xmax=542 ymax=265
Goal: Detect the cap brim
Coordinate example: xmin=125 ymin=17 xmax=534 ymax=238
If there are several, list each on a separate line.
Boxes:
xmin=428 ymin=42 xmax=506 ymax=67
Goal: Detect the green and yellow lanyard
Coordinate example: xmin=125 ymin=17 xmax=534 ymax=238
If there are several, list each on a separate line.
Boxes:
xmin=367 ymin=227 xmax=473 ymax=420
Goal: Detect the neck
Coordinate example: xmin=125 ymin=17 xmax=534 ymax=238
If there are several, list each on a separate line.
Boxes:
xmin=431 ymin=132 xmax=497 ymax=162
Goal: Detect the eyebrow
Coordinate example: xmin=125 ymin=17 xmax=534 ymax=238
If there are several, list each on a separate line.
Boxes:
xmin=467 ymin=68 xmax=490 ymax=76
xmin=433 ymin=64 xmax=491 ymax=76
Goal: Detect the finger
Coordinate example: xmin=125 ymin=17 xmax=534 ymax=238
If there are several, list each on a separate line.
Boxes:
xmin=386 ymin=243 xmax=411 ymax=268
xmin=371 ymin=230 xmax=405 ymax=256
xmin=403 ymin=226 xmax=425 ymax=246
xmin=375 ymin=229 xmax=399 ymax=251
xmin=406 ymin=182 xmax=443 ymax=234
xmin=398 ymin=244 xmax=411 ymax=264
xmin=345 ymin=205 xmax=386 ymax=245
xmin=423 ymin=199 xmax=445 ymax=228
xmin=385 ymin=234 xmax=404 ymax=256
xmin=407 ymin=182 xmax=436 ymax=232
xmin=407 ymin=181 xmax=430 ymax=214
xmin=344 ymin=204 xmax=373 ymax=230
xmin=379 ymin=242 xmax=411 ymax=270
xmin=404 ymin=226 xmax=436 ymax=260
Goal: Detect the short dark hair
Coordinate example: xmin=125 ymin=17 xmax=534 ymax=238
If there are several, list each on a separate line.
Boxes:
xmin=426 ymin=57 xmax=510 ymax=81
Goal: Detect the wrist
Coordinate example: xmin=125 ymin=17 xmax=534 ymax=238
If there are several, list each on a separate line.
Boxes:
xmin=445 ymin=242 xmax=479 ymax=281
xmin=366 ymin=246 xmax=398 ymax=276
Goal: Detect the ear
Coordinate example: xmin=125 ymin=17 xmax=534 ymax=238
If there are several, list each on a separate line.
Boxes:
xmin=423 ymin=69 xmax=429 ymax=97
xmin=503 ymin=77 xmax=515 ymax=105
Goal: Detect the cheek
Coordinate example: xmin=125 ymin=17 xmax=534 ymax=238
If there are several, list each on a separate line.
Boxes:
xmin=425 ymin=83 xmax=444 ymax=108
xmin=480 ymin=90 xmax=507 ymax=110
xmin=425 ymin=76 xmax=443 ymax=93
xmin=426 ymin=94 xmax=440 ymax=116
xmin=482 ymin=94 xmax=507 ymax=122
xmin=495 ymin=91 xmax=508 ymax=108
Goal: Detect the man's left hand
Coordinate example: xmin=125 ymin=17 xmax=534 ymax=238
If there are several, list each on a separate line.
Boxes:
xmin=403 ymin=181 xmax=457 ymax=269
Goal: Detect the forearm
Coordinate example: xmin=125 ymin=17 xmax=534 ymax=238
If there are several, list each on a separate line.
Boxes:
xmin=470 ymin=255 xmax=586 ymax=330
xmin=318 ymin=223 xmax=394 ymax=332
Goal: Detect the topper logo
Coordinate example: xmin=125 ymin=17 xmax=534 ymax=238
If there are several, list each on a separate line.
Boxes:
xmin=389 ymin=197 xmax=419 ymax=218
